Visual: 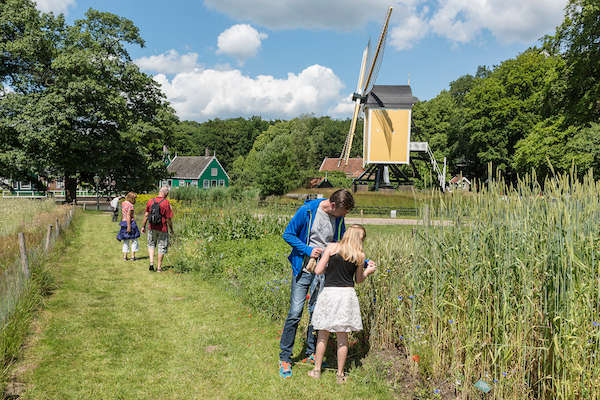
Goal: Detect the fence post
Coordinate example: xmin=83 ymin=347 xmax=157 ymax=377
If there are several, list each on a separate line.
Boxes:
xmin=18 ymin=232 xmax=29 ymax=277
xmin=423 ymin=205 xmax=430 ymax=227
xmin=55 ymin=218 xmax=60 ymax=238
xmin=45 ymin=224 xmax=53 ymax=252
xmin=360 ymin=209 xmax=364 ymax=224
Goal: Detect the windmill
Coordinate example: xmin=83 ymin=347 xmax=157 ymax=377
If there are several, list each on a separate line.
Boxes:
xmin=338 ymin=7 xmax=446 ymax=191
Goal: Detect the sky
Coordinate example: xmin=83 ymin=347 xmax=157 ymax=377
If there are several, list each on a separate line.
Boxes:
xmin=34 ymin=0 xmax=569 ymax=122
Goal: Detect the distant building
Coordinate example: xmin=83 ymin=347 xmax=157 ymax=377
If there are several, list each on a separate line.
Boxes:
xmin=448 ymin=175 xmax=471 ymax=191
xmin=160 ymin=155 xmax=230 ymax=189
xmin=319 ymin=157 xmax=365 ymax=179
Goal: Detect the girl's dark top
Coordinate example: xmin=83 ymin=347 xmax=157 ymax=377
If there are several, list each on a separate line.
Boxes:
xmin=324 ymin=253 xmax=358 ymax=288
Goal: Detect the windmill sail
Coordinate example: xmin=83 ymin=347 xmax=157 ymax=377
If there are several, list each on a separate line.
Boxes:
xmin=339 ymin=6 xmax=392 ymax=166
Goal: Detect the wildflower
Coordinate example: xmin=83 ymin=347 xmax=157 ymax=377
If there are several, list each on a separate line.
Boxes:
xmin=502 ymin=372 xmax=507 ymax=377
xmin=493 ymin=379 xmax=498 ymax=383
xmin=449 ymin=320 xmax=454 ymax=324
xmin=399 ymin=335 xmax=404 ymax=340
xmin=593 ymin=321 xmax=599 ymax=327
xmin=433 ymin=389 xmax=440 ymax=395
xmin=398 ymin=296 xmax=403 ymax=301
xmin=411 ymin=354 xmax=420 ymax=363
xmin=416 ymin=325 xmax=421 ymax=329
xmin=409 ymin=295 xmax=414 ymax=299
xmin=386 ymin=269 xmax=390 ymax=272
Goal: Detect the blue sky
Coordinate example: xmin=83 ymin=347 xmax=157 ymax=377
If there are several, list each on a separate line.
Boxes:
xmin=36 ymin=0 xmax=568 ymax=122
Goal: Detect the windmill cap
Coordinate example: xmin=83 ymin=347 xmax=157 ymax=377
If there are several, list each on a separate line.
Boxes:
xmin=365 ymin=85 xmax=419 ymax=108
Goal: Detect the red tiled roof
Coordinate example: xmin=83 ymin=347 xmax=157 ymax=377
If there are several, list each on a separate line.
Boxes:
xmin=319 ymin=158 xmax=365 ymax=178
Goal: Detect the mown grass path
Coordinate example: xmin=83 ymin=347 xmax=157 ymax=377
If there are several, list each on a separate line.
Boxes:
xmin=13 ymin=214 xmax=394 ymax=399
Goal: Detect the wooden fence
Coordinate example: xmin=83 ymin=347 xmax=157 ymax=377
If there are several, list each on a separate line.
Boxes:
xmin=0 ymin=207 xmax=74 ymax=328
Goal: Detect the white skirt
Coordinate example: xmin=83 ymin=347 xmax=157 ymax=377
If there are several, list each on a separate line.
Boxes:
xmin=311 ymin=287 xmax=363 ymax=332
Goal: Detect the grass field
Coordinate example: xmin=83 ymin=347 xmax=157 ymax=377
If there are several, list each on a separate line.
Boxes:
xmin=6 ymin=214 xmax=395 ymax=399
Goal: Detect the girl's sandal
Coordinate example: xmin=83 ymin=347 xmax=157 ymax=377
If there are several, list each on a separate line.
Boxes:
xmin=307 ymin=369 xmax=321 ymax=379
xmin=336 ymin=373 xmax=347 ymax=384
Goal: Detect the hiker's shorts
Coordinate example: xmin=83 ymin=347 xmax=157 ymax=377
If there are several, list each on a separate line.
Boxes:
xmin=147 ymin=230 xmax=169 ymax=254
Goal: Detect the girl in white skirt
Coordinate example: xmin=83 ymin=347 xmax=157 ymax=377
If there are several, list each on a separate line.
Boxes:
xmin=308 ymin=224 xmax=377 ymax=383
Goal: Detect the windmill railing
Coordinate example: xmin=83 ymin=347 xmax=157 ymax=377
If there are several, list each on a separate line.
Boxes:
xmin=410 ymin=142 xmax=446 ymax=190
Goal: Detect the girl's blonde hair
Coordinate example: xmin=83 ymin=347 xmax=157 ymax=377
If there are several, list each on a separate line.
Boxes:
xmin=337 ymin=224 xmax=366 ymax=267
xmin=125 ymin=192 xmax=137 ymax=203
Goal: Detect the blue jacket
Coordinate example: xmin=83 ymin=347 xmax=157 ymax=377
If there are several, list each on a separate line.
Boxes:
xmin=283 ymin=199 xmax=346 ymax=277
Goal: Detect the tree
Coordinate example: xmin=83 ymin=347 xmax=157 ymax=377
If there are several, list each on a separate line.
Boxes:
xmin=546 ymin=0 xmax=600 ymax=125
xmin=0 ymin=2 xmax=177 ymax=202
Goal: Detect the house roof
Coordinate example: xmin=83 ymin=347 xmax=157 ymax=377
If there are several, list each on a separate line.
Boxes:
xmin=365 ymin=85 xmax=419 ymax=109
xmin=167 ymin=156 xmax=214 ymax=179
xmin=449 ymin=175 xmax=471 ymax=184
xmin=319 ymin=158 xmax=365 ymax=178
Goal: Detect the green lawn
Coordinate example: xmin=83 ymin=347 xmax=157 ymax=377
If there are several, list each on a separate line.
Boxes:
xmin=12 ymin=214 xmax=395 ymax=399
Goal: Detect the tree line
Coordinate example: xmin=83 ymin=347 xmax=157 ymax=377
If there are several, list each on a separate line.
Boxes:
xmin=411 ymin=0 xmax=599 ymax=182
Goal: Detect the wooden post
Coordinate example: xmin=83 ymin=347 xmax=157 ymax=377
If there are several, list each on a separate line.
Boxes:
xmin=83 ymin=203 xmax=86 ymax=211
xmin=360 ymin=209 xmax=364 ymax=225
xmin=45 ymin=224 xmax=53 ymax=252
xmin=55 ymin=218 xmax=60 ymax=238
xmin=423 ymin=205 xmax=430 ymax=227
xmin=18 ymin=232 xmax=29 ymax=277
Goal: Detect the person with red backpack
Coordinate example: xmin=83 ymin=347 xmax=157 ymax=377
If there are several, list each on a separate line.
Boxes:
xmin=141 ymin=186 xmax=174 ymax=272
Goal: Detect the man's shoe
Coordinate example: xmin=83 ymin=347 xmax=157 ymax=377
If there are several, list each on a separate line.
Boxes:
xmin=279 ymin=361 xmax=292 ymax=379
xmin=149 ymin=264 xmax=155 ymax=271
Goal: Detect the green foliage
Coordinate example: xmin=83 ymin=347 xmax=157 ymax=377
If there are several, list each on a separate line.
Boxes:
xmin=233 ymin=116 xmax=361 ymax=196
xmin=546 ymin=0 xmax=600 ymax=125
xmin=170 ymin=186 xmax=259 ymax=204
xmin=0 ymin=0 xmax=177 ymax=200
xmin=171 ymin=116 xmax=273 ymax=171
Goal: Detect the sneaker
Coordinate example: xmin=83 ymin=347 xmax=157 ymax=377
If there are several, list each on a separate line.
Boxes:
xmin=279 ymin=361 xmax=292 ymax=379
xmin=149 ymin=264 xmax=155 ymax=271
xmin=301 ymin=354 xmax=327 ymax=367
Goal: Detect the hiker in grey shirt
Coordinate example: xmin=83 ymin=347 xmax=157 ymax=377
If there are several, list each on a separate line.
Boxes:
xmin=278 ymin=189 xmax=354 ymax=378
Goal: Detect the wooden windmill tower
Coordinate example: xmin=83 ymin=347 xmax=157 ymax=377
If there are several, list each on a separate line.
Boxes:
xmin=339 ymin=7 xmax=446 ymax=191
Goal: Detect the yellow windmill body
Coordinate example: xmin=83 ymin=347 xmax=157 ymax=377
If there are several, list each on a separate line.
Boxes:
xmin=339 ymin=7 xmax=446 ymax=191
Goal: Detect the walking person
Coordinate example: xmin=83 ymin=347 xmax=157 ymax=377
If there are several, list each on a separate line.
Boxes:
xmin=308 ymin=224 xmax=377 ymax=383
xmin=116 ymin=192 xmax=140 ymax=261
xmin=110 ymin=194 xmax=124 ymax=222
xmin=278 ymin=189 xmax=354 ymax=379
xmin=141 ymin=186 xmax=174 ymax=272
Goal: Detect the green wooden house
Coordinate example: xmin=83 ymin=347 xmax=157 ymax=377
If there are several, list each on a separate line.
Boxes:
xmin=160 ymin=155 xmax=230 ymax=189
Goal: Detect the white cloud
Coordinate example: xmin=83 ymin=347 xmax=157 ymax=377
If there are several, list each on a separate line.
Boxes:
xmin=204 ymin=0 xmax=567 ymax=49
xmin=134 ymin=50 xmax=200 ymax=75
xmin=390 ymin=13 xmax=429 ymax=50
xmin=34 ymin=0 xmax=75 ymax=14
xmin=153 ymin=65 xmax=345 ymax=121
xmin=329 ymin=94 xmax=355 ymax=117
xmin=216 ymin=24 xmax=268 ymax=64
xmin=204 ymin=0 xmax=395 ymax=30
xmin=429 ymin=0 xmax=568 ymax=44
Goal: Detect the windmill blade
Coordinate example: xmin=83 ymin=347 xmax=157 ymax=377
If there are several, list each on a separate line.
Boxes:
xmin=338 ymin=42 xmax=370 ymax=167
xmin=361 ymin=6 xmax=392 ymax=95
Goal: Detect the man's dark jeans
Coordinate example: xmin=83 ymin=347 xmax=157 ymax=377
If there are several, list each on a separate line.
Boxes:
xmin=279 ymin=270 xmax=321 ymax=363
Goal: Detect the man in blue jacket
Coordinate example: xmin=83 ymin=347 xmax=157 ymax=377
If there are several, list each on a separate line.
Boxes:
xmin=278 ymin=189 xmax=354 ymax=378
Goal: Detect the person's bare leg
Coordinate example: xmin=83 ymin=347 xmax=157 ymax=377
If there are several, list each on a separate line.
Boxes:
xmin=148 ymin=247 xmax=154 ymax=266
xmin=308 ymin=330 xmax=328 ymax=378
xmin=336 ymin=332 xmax=348 ymax=381
xmin=157 ymin=253 xmax=165 ymax=271
xmin=314 ymin=330 xmax=329 ymax=371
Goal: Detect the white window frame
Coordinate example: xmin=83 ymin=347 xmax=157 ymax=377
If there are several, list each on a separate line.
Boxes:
xmin=211 ymin=167 xmax=218 ymax=177
xmin=203 ymin=179 xmax=210 ymax=189
xmin=211 ymin=180 xmax=217 ymax=187
xmin=20 ymin=181 xmax=31 ymax=190
xmin=219 ymin=180 xmax=225 ymax=186
xmin=56 ymin=180 xmax=64 ymax=189
xmin=167 ymin=179 xmax=172 ymax=187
